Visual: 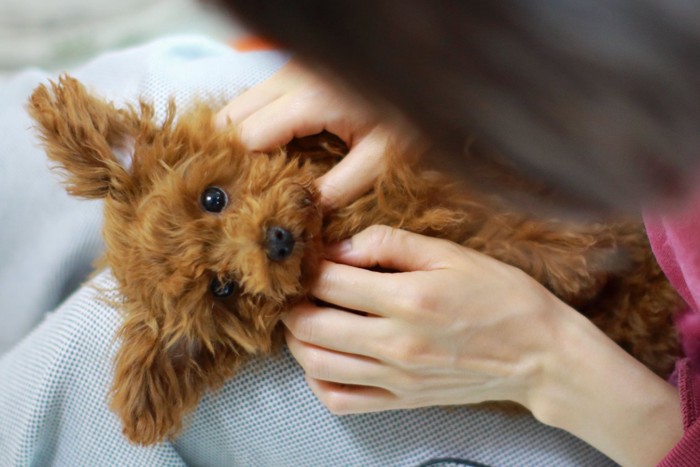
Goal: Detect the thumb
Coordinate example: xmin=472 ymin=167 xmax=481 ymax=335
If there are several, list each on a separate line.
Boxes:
xmin=325 ymin=225 xmax=458 ymax=272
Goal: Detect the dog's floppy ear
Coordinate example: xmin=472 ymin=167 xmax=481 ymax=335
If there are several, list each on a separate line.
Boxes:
xmin=27 ymin=75 xmax=136 ymax=200
xmin=110 ymin=304 xmax=246 ymax=445
xmin=110 ymin=315 xmax=199 ymax=445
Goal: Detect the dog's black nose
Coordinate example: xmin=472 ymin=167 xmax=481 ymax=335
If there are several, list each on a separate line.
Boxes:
xmin=265 ymin=226 xmax=295 ymax=261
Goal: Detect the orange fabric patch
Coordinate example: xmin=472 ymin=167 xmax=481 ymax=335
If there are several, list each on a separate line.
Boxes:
xmin=230 ymin=36 xmax=279 ymax=52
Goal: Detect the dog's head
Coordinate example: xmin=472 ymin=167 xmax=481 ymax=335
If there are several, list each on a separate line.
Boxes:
xmin=28 ymin=75 xmax=328 ymax=443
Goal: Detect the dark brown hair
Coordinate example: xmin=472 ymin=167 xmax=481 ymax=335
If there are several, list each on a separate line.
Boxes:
xmin=217 ymin=0 xmax=700 ymax=212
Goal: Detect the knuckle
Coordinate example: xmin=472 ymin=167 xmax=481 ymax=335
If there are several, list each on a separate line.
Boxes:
xmin=311 ymin=267 xmax=337 ymax=302
xmin=395 ymin=371 xmax=427 ymax=394
xmin=317 ymin=176 xmax=342 ymax=201
xmin=395 ymin=284 xmax=438 ymax=318
xmin=413 ymin=287 xmax=440 ymax=314
xmin=289 ymin=86 xmax=337 ymax=119
xmin=363 ymin=224 xmax=398 ymax=248
xmin=293 ymin=313 xmax=316 ymax=343
xmin=303 ymin=348 xmax=330 ymax=380
xmin=237 ymin=123 xmax=261 ymax=149
xmin=214 ymin=109 xmax=231 ymax=128
xmin=287 ymin=96 xmax=317 ymax=120
xmin=385 ymin=335 xmax=428 ymax=368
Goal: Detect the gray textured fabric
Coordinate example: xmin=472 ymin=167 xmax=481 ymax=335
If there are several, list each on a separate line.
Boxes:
xmin=0 ymin=36 xmax=616 ymax=466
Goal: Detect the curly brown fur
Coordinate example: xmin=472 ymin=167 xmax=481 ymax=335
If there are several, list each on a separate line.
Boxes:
xmin=28 ymin=75 xmax=683 ymax=445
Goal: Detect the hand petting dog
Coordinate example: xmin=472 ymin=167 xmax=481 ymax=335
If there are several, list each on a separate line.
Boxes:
xmin=221 ymin=60 xmax=685 ymax=467
xmin=216 ymin=60 xmax=414 ymax=212
xmin=29 ymin=65 xmax=682 ymax=467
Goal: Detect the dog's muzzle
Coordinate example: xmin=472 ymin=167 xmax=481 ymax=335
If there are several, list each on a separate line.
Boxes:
xmin=265 ymin=226 xmax=295 ymax=261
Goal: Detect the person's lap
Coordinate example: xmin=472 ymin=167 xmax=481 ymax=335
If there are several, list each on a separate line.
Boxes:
xmin=0 ymin=268 xmax=614 ymax=466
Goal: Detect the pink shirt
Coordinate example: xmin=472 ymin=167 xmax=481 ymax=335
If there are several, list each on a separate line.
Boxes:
xmin=644 ymin=186 xmax=700 ymax=466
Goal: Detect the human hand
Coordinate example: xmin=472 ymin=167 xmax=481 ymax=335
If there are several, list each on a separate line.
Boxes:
xmin=282 ymin=225 xmax=683 ymax=466
xmin=216 ymin=61 xmax=403 ymax=210
xmin=283 ymin=225 xmax=568 ymax=413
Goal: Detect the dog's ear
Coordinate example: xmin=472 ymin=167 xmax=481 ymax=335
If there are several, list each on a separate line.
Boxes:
xmin=109 ymin=307 xmax=243 ymax=445
xmin=27 ymin=75 xmax=136 ymax=200
xmin=110 ymin=314 xmax=202 ymax=445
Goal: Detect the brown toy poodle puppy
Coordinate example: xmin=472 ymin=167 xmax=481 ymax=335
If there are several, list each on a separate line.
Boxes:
xmin=28 ymin=76 xmax=683 ymax=445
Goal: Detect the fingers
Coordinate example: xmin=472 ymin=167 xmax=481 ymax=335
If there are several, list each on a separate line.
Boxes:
xmin=214 ymin=88 xmax=283 ymax=131
xmin=308 ymin=260 xmax=406 ymax=316
xmin=307 ymin=228 xmax=469 ymax=318
xmin=304 ymin=378 xmax=398 ymax=415
xmin=315 ymin=126 xmax=388 ymax=210
xmin=214 ymin=61 xmax=301 ymax=129
xmin=285 ymin=330 xmax=387 ymax=386
xmin=214 ymin=59 xmax=396 ymax=210
xmin=325 ymin=225 xmax=460 ymax=272
xmin=215 ymin=61 xmax=360 ymax=151
xmin=285 ymin=326 xmax=411 ymax=414
xmin=235 ymin=91 xmax=349 ymax=151
xmin=283 ymin=300 xmax=388 ymax=355
xmin=284 ymin=301 xmax=406 ymax=413
xmin=223 ymin=91 xmax=385 ymax=210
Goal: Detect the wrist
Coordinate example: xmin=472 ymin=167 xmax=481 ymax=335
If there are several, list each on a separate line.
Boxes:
xmin=529 ymin=303 xmax=683 ymax=466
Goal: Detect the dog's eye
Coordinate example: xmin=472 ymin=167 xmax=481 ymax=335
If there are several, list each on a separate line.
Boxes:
xmin=201 ymin=186 xmax=228 ymax=213
xmin=210 ymin=277 xmax=237 ymax=298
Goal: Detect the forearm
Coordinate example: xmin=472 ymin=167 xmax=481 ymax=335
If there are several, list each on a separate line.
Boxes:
xmin=530 ymin=307 xmax=683 ymax=466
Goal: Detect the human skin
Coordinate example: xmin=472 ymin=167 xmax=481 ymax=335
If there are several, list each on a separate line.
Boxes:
xmin=216 ymin=62 xmax=684 ymax=467
xmin=284 ymin=226 xmax=682 ymax=467
xmin=216 ymin=61 xmax=400 ymax=211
